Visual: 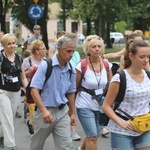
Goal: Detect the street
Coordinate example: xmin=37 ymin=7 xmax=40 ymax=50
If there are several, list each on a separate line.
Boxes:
xmin=14 ymin=102 xmax=111 ymax=150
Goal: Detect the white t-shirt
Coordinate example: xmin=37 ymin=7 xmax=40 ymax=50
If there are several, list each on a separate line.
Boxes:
xmin=75 ymin=59 xmax=112 ymax=111
xmin=108 ymin=69 xmax=150 ymax=136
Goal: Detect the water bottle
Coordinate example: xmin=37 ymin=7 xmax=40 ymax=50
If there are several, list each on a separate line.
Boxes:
xmin=99 ymin=96 xmax=105 ymax=113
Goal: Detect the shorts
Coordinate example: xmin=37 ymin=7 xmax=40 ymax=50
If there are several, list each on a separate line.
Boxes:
xmin=111 ymin=131 xmax=150 ymax=150
xmin=76 ymin=108 xmax=100 ymax=137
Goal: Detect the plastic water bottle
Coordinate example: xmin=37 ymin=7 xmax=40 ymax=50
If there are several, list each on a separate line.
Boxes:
xmin=99 ymin=96 xmax=105 ymax=113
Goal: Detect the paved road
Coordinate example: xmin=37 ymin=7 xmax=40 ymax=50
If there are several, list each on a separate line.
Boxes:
xmin=14 ymin=102 xmax=111 ymax=150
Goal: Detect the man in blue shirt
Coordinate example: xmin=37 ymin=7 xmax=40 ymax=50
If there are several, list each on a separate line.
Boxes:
xmin=30 ymin=36 xmax=77 ymax=150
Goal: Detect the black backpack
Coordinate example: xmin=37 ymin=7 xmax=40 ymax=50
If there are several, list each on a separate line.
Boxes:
xmin=26 ymin=58 xmax=73 ymax=104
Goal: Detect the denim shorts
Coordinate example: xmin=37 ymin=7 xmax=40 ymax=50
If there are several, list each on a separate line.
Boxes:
xmin=76 ymin=108 xmax=100 ymax=137
xmin=111 ymin=131 xmax=150 ymax=150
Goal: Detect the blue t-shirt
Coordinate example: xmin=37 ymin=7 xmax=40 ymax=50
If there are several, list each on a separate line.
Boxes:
xmin=30 ymin=55 xmax=76 ymax=107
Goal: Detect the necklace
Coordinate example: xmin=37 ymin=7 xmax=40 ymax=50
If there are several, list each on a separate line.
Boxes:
xmin=89 ymin=57 xmax=101 ymax=88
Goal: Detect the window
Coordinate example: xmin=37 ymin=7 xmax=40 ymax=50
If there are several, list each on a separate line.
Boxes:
xmin=57 ymin=22 xmax=63 ymax=31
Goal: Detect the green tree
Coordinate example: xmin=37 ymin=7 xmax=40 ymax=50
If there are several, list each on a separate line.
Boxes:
xmin=0 ymin=0 xmax=13 ymax=33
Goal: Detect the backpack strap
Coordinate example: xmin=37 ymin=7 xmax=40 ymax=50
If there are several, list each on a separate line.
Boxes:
xmin=101 ymin=59 xmax=109 ymax=72
xmin=114 ymin=70 xmax=126 ymax=110
xmin=45 ymin=58 xmax=53 ymax=82
xmin=81 ymin=58 xmax=88 ymax=78
xmin=28 ymin=56 xmax=32 ymax=66
xmin=68 ymin=62 xmax=72 ymax=80
xmin=145 ymin=70 xmax=150 ymax=79
xmin=0 ymin=51 xmax=3 ymax=73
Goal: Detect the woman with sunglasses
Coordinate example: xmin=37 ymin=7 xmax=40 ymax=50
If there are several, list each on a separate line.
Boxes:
xmin=75 ymin=35 xmax=112 ymax=150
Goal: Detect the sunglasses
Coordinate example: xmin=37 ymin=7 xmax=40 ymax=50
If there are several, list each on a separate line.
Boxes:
xmin=86 ymin=36 xmax=101 ymax=41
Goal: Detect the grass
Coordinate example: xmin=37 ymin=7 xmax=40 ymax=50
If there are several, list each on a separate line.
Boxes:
xmin=16 ymin=43 xmax=124 ymax=63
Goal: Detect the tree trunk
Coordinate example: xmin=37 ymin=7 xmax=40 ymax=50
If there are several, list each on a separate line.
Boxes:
xmin=106 ymin=21 xmax=112 ymax=48
xmin=0 ymin=15 xmax=6 ymax=33
xmin=86 ymin=18 xmax=91 ymax=36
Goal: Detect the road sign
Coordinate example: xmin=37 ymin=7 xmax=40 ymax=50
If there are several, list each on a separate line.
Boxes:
xmin=28 ymin=4 xmax=44 ymax=20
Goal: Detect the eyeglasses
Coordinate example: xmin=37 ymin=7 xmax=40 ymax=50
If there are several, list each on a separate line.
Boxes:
xmin=38 ymin=48 xmax=46 ymax=50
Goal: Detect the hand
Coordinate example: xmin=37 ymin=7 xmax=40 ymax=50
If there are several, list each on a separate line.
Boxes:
xmin=119 ymin=120 xmax=134 ymax=131
xmin=42 ymin=109 xmax=53 ymax=124
xmin=70 ymin=114 xmax=77 ymax=126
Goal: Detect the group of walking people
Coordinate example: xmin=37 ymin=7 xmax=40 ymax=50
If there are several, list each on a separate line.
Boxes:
xmin=0 ymin=26 xmax=150 ymax=150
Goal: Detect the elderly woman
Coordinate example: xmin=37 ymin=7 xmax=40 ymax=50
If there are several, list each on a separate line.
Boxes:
xmin=0 ymin=33 xmax=28 ymax=149
xmin=23 ymin=40 xmax=47 ymax=135
xmin=75 ymin=35 xmax=112 ymax=150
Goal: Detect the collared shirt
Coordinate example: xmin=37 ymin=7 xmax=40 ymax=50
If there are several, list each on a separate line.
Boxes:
xmin=30 ymin=55 xmax=76 ymax=107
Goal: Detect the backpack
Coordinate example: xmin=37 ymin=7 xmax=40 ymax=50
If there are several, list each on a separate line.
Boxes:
xmin=111 ymin=62 xmax=120 ymax=75
xmin=26 ymin=58 xmax=53 ymax=104
xmin=26 ymin=58 xmax=73 ymax=104
xmin=99 ymin=70 xmax=150 ymax=126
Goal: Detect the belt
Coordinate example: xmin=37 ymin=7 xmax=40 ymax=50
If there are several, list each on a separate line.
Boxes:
xmin=34 ymin=103 xmax=66 ymax=111
xmin=81 ymin=86 xmax=95 ymax=96
xmin=58 ymin=103 xmax=66 ymax=110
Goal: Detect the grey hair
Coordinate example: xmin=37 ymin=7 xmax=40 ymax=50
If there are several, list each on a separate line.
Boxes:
xmin=57 ymin=36 xmax=76 ymax=49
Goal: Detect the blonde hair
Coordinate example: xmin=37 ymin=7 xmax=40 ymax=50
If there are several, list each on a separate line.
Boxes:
xmin=83 ymin=35 xmax=105 ymax=56
xmin=133 ymin=30 xmax=144 ymax=40
xmin=0 ymin=33 xmax=17 ymax=47
xmin=30 ymin=40 xmax=45 ymax=54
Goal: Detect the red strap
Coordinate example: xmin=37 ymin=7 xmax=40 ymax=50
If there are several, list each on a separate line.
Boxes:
xmin=101 ymin=59 xmax=109 ymax=72
xmin=81 ymin=58 xmax=88 ymax=77
xmin=30 ymin=67 xmax=38 ymax=80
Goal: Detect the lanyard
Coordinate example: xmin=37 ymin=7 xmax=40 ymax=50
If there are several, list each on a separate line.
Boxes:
xmin=89 ymin=57 xmax=101 ymax=88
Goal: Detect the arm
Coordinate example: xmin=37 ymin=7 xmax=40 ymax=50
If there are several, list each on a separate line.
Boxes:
xmin=66 ymin=93 xmax=77 ymax=126
xmin=108 ymin=69 xmax=113 ymax=82
xmin=31 ymin=88 xmax=53 ymax=124
xmin=119 ymin=55 xmax=124 ymax=71
xmin=102 ymin=81 xmax=134 ymax=131
xmin=104 ymin=48 xmax=126 ymax=59
xmin=48 ymin=46 xmax=55 ymax=58
xmin=76 ymin=69 xmax=82 ymax=89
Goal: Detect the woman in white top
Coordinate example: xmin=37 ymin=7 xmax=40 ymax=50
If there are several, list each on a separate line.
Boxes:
xmin=102 ymin=39 xmax=150 ymax=150
xmin=75 ymin=35 xmax=112 ymax=150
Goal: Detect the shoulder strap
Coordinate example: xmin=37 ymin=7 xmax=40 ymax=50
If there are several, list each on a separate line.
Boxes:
xmin=68 ymin=62 xmax=72 ymax=80
xmin=101 ymin=59 xmax=109 ymax=72
xmin=45 ymin=58 xmax=53 ymax=83
xmin=114 ymin=70 xmax=126 ymax=110
xmin=145 ymin=70 xmax=150 ymax=79
xmin=81 ymin=58 xmax=88 ymax=78
xmin=28 ymin=57 xmax=32 ymax=66
xmin=0 ymin=52 xmax=3 ymax=72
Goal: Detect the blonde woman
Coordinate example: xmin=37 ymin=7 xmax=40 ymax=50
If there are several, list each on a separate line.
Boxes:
xmin=23 ymin=40 xmax=47 ymax=135
xmin=0 ymin=33 xmax=28 ymax=149
xmin=76 ymin=35 xmax=112 ymax=150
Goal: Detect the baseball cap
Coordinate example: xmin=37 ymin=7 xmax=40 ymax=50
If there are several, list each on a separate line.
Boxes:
xmin=33 ymin=25 xmax=41 ymax=30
